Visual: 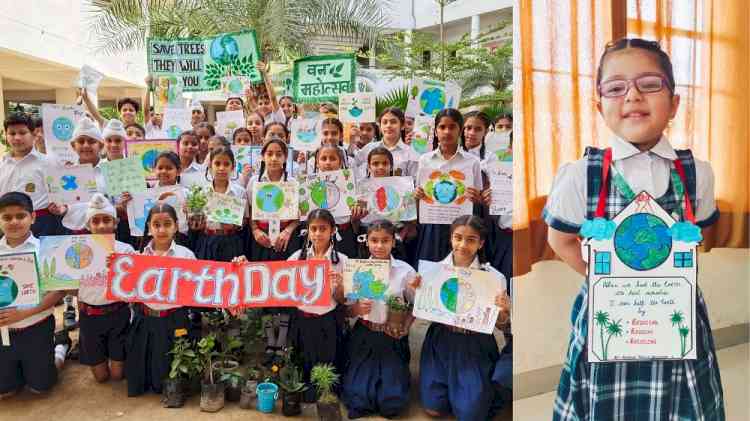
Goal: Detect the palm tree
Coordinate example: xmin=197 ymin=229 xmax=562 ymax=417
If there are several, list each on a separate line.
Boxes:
xmin=459 ymin=43 xmax=512 ymax=109
xmin=87 ymin=0 xmax=392 ymax=59
xmin=594 ymin=310 xmax=610 ymax=358
xmin=670 ymin=310 xmax=684 ymax=326
xmin=603 ymin=319 xmax=623 ymax=360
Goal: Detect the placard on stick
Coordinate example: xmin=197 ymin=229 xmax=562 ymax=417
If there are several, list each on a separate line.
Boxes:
xmin=292 ymin=54 xmax=356 ymax=103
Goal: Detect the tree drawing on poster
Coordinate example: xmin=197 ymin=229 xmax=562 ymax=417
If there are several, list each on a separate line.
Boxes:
xmin=163 ymin=108 xmax=192 ymax=139
xmin=41 ymin=103 xmax=86 ymax=164
xmin=358 ymin=176 xmax=417 ymax=224
xmin=417 ymin=164 xmax=474 ymax=225
xmin=414 ymin=260 xmax=503 ymax=334
xmin=38 ymin=235 xmax=114 ymax=291
xmin=127 ymin=186 xmax=186 ymax=236
xmin=216 ymin=110 xmax=246 ymax=139
xmin=147 ymin=30 xmax=262 ymax=92
xmin=46 ymin=164 xmax=99 ymax=204
xmin=101 ymin=156 xmax=148 ymax=197
xmin=153 ymin=75 xmax=184 ymax=114
xmin=251 ymin=181 xmax=300 ymax=220
xmin=298 ymin=170 xmax=357 ymax=220
xmin=584 ymin=192 xmax=699 ymax=362
xmin=485 ymin=132 xmax=512 ymax=162
xmin=405 ymin=78 xmax=462 ymax=117
xmin=0 ymin=252 xmax=41 ymax=309
xmin=289 ymin=118 xmax=322 ymax=152
xmin=205 ymin=192 xmax=246 ymax=226
xmin=411 ymin=115 xmax=435 ymax=156
xmin=343 ymin=259 xmax=390 ymax=301
xmin=221 ymin=75 xmax=252 ymax=98
xmin=125 ymin=140 xmax=178 ymax=180
xmin=338 ymin=92 xmax=376 ymax=124
xmin=292 ymin=54 xmax=356 ymax=103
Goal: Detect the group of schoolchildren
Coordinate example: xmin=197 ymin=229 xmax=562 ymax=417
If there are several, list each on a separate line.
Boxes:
xmin=0 ymin=60 xmax=514 ymax=420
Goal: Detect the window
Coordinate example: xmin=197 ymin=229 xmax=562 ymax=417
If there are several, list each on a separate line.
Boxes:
xmin=594 ymin=251 xmax=611 ymax=274
xmin=422 ymin=50 xmax=431 ymax=66
xmin=674 ymin=251 xmax=693 ymax=268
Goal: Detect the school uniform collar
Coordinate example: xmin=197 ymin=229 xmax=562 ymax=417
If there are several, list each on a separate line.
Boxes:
xmin=380 ymin=139 xmax=407 ymax=152
xmin=2 ymin=149 xmax=43 ymax=164
xmin=306 ymin=244 xmax=334 ymax=260
xmin=184 ymin=159 xmax=204 ymax=172
xmin=429 ymin=146 xmax=467 ymax=163
xmin=143 ymin=240 xmax=179 ymax=256
xmin=0 ymin=233 xmax=39 ymax=251
xmin=440 ymin=252 xmax=482 ymax=269
xmin=464 ymin=145 xmax=482 ymax=156
xmin=611 ymin=135 xmax=677 ymax=161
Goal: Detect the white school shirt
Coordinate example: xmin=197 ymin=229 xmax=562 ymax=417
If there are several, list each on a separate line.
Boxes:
xmin=439 ymin=252 xmax=507 ymax=293
xmin=465 ymin=145 xmax=482 ymax=158
xmin=355 ymin=139 xmax=419 ymax=177
xmin=544 ymin=136 xmax=718 ymax=231
xmin=179 ymin=160 xmax=208 ymax=189
xmin=0 ymin=234 xmax=54 ymax=329
xmin=205 ymin=182 xmax=248 ymax=230
xmin=418 ymin=147 xmax=483 ymax=192
xmin=355 ymin=257 xmax=417 ymax=324
xmin=288 ymin=245 xmax=347 ymax=315
xmin=141 ymin=240 xmax=195 ymax=310
xmin=0 ymin=150 xmax=52 ymax=210
xmin=78 ymin=240 xmax=135 ymax=306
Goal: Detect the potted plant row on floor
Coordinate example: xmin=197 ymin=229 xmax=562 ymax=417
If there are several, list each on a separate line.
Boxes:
xmin=311 ymin=363 xmax=343 ymax=421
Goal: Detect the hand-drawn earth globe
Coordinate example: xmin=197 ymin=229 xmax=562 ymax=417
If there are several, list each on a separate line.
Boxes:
xmin=348 ymin=106 xmax=363 ymax=118
xmin=353 ymin=269 xmax=386 ymax=300
xmin=412 ymin=138 xmax=430 ymax=154
xmin=141 ymin=149 xmax=160 ymax=172
xmin=310 ymin=180 xmax=340 ymax=209
xmin=65 ymin=243 xmax=94 ymax=270
xmin=52 ymin=117 xmax=74 ymax=141
xmin=371 ymin=185 xmax=401 ymax=214
xmin=440 ymin=277 xmax=477 ymax=314
xmin=433 ymin=180 xmax=458 ymax=204
xmin=210 ymin=35 xmax=240 ymax=65
xmin=0 ymin=275 xmax=18 ymax=307
xmin=167 ymin=125 xmax=181 ymax=139
xmin=228 ymin=78 xmax=244 ymax=95
xmin=420 ymin=87 xmax=446 ymax=116
xmin=256 ymin=184 xmax=285 ymax=213
xmin=614 ymin=212 xmax=672 ymax=271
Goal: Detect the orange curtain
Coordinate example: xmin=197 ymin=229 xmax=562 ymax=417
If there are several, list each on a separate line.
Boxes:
xmin=514 ymin=0 xmax=749 ymax=277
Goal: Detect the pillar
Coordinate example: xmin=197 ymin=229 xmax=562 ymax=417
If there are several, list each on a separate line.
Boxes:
xmin=0 ymin=75 xmax=5 ymax=125
xmin=471 ymin=15 xmax=481 ymax=48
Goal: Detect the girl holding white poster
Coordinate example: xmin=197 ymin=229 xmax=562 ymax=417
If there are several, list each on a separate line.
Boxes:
xmin=408 ymin=215 xmax=510 ymax=420
xmin=544 ymin=39 xmax=725 ymax=420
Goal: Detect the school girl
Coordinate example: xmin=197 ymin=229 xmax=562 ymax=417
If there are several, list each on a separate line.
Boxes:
xmin=414 ymin=109 xmax=483 ymax=263
xmin=287 ymin=209 xmax=347 ymax=402
xmin=194 ymin=123 xmax=215 ymax=167
xmin=77 ymin=194 xmax=135 ymax=383
xmin=126 ymin=204 xmax=194 ymax=396
xmin=544 ymin=38 xmax=725 ymax=420
xmin=188 ymin=146 xmax=247 ymax=262
xmin=462 ymin=111 xmax=492 ymax=159
xmin=342 ymin=220 xmax=415 ymax=419
xmin=410 ymin=215 xmax=508 ymax=420
xmin=355 ymin=108 xmax=419 ymax=177
xmin=299 ymin=118 xmax=351 ymax=174
xmin=176 ymin=130 xmax=206 ymax=189
xmin=245 ymin=111 xmax=265 ymax=146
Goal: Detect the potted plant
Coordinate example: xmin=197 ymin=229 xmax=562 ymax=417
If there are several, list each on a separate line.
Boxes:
xmin=277 ymin=348 xmax=306 ymax=416
xmin=239 ymin=368 xmax=262 ymax=410
xmin=310 ymin=363 xmax=342 ymax=421
xmin=163 ymin=337 xmax=198 ymax=408
xmin=386 ymin=294 xmax=411 ymax=335
xmin=197 ymin=334 xmax=225 ymax=413
xmin=185 ymin=185 xmax=207 ymax=226
xmin=220 ymin=369 xmax=244 ymax=402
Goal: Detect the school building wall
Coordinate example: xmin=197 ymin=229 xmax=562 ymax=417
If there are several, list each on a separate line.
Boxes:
xmin=513 ymin=247 xmax=750 ymax=399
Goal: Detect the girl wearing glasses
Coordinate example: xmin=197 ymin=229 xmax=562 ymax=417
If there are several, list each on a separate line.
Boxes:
xmin=544 ymin=38 xmax=725 ymax=420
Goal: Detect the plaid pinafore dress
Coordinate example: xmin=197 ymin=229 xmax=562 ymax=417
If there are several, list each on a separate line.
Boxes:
xmin=552 ymin=147 xmax=726 ymax=421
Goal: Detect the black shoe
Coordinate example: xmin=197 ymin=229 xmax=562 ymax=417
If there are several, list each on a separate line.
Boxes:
xmin=54 ymin=330 xmax=71 ymax=349
xmin=63 ymin=307 xmax=77 ymax=330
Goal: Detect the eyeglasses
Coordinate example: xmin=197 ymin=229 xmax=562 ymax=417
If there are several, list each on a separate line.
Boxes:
xmin=598 ymin=74 xmax=671 ymax=98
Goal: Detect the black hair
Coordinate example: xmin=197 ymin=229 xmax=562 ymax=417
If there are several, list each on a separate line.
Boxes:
xmin=117 ymin=97 xmax=141 ymax=114
xmin=264 ymin=121 xmax=289 ymax=140
xmin=313 ymin=144 xmax=348 ymax=173
xmin=366 ymin=146 xmax=394 ymax=177
xmin=205 ymin=146 xmax=236 ymax=182
xmin=257 ymin=138 xmax=289 ymax=181
xmin=177 ymin=130 xmax=198 ymax=144
xmin=139 ymin=203 xmax=179 ymax=252
xmin=378 ymin=107 xmax=407 ymax=144
xmin=232 ymin=127 xmax=253 ymax=143
xmin=154 ymin=151 xmax=181 ymax=184
xmin=449 ymin=215 xmax=488 ymax=264
xmin=359 ymin=121 xmax=381 ymax=142
xmin=596 ymin=37 xmax=676 ymax=95
xmin=432 ymin=108 xmax=464 ymax=151
xmin=31 ymin=116 xmax=43 ymax=130
xmin=124 ymin=122 xmax=145 ymax=137
xmin=495 ymin=113 xmax=513 ymax=124
xmin=462 ymin=111 xmax=491 ymax=159
xmin=226 ymin=96 xmax=245 ymax=108
xmin=300 ymin=209 xmax=340 ymax=264
xmin=320 ymin=117 xmax=344 ymax=147
xmin=195 ymin=122 xmax=216 ymax=137
xmin=359 ymin=219 xmax=398 ymax=258
xmin=3 ymin=112 xmax=33 ymax=131
xmin=0 ymin=192 xmax=33 ymax=214
xmin=278 ymin=96 xmax=297 ymax=122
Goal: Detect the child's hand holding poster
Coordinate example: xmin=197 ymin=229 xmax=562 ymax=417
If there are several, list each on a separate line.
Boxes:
xmin=417 ymin=162 xmax=475 ymax=225
xmin=38 ymin=235 xmax=114 ymax=291
xmin=414 ymin=260 xmax=503 ymax=334
xmin=585 ymin=192 xmax=698 ymax=362
xmin=251 ymin=181 xmax=299 ymax=220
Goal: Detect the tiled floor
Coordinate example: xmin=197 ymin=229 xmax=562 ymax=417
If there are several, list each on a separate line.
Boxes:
xmin=514 ymin=343 xmax=750 ymax=420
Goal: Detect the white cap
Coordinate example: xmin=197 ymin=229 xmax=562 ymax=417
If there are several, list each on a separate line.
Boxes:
xmin=102 ymin=119 xmax=127 ymax=139
xmin=85 ymin=193 xmax=116 ymax=226
xmin=190 ymin=99 xmax=204 ymax=112
xmin=72 ymin=117 xmax=103 ymax=142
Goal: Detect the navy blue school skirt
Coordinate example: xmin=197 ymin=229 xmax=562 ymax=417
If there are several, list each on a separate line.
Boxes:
xmin=125 ymin=306 xmax=188 ymax=396
xmin=247 ymin=222 xmax=303 ymax=262
xmin=191 ymin=230 xmax=245 ymax=262
xmin=487 ymin=221 xmax=513 ymax=281
xmin=415 ymin=224 xmax=451 ymax=263
xmin=419 ymin=323 xmax=501 ymax=421
xmin=342 ymin=321 xmax=411 ymax=419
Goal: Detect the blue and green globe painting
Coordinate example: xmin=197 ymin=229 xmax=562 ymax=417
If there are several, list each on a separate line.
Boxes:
xmin=256 ymin=184 xmax=285 ymax=213
xmin=210 ymin=35 xmax=239 ymax=65
xmin=614 ymin=213 xmax=671 ymax=271
xmin=420 ymin=88 xmax=446 ymax=116
xmin=0 ymin=275 xmax=18 ymax=307
xmin=439 ymin=277 xmax=459 ymax=313
xmin=141 ymin=149 xmax=160 ymax=172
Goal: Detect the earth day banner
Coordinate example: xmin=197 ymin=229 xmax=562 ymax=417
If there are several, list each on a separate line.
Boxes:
xmin=147 ymin=30 xmax=262 ymax=92
xmin=292 ymin=54 xmax=356 ymax=103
